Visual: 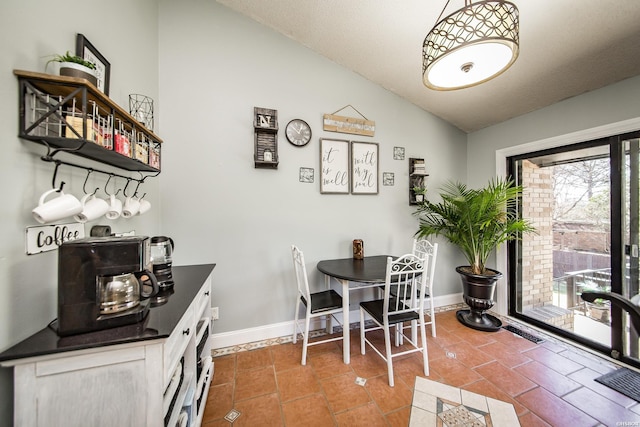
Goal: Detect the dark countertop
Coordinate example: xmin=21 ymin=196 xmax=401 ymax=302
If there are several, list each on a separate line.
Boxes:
xmin=0 ymin=264 xmax=215 ymax=364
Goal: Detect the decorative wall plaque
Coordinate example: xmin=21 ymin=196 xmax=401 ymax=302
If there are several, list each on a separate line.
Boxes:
xmin=253 ymin=107 xmax=278 ymax=169
xmin=26 ymin=223 xmax=85 ymax=255
xmin=323 ymin=105 xmax=375 ymax=137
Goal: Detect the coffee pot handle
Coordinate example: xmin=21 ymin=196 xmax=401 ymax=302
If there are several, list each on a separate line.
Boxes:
xmin=136 ymin=270 xmax=159 ymax=298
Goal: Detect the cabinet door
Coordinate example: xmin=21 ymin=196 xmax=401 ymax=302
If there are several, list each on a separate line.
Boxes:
xmin=35 ymin=358 xmax=147 ymax=427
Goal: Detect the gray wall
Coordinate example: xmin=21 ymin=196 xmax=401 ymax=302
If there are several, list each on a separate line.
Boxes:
xmin=467 ymin=75 xmax=640 ymax=184
xmin=156 ymin=0 xmax=467 ymax=334
xmin=0 ymin=0 xmax=161 ymax=423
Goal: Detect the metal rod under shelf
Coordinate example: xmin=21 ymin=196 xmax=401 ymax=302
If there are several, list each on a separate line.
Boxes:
xmin=42 ymin=155 xmax=160 ymax=185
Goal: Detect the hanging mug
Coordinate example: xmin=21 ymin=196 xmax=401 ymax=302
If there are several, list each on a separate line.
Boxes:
xmin=122 ymin=196 xmax=141 ymax=218
xmin=137 ymin=197 xmax=151 ymax=215
xmin=74 ymin=193 xmax=110 ymax=223
xmin=32 ymin=189 xmax=83 ymax=224
xmin=105 ymin=194 xmax=123 ymax=220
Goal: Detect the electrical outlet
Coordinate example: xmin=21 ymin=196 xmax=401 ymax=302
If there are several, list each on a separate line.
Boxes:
xmin=212 ymin=306 xmax=219 ymax=320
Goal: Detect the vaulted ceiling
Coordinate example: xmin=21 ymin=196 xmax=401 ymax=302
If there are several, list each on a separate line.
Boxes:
xmin=216 ymin=0 xmax=640 ymax=133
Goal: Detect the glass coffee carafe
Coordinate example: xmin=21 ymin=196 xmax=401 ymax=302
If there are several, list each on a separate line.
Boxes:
xmin=150 ymin=236 xmax=175 ymax=288
xmin=98 ymin=273 xmax=141 ymax=314
xmin=98 ymin=271 xmax=159 ymax=314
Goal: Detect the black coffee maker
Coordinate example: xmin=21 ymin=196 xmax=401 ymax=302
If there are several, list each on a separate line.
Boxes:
xmin=57 ymin=236 xmax=158 ymax=336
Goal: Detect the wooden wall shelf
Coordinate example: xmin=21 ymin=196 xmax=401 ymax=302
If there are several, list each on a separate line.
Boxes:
xmin=15 ymin=69 xmax=162 ymax=174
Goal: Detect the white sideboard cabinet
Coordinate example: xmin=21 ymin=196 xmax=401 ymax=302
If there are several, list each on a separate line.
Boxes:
xmin=0 ymin=264 xmax=215 ymax=427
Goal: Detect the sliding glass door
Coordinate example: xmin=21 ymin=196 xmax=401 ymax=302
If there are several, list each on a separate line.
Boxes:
xmin=508 ymin=132 xmax=640 ymax=368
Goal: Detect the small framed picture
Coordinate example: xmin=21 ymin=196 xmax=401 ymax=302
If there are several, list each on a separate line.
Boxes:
xmin=76 ymin=33 xmax=111 ymax=95
xmin=383 ymin=172 xmax=394 ymax=186
xmin=299 ymin=167 xmax=314 ymax=183
xmin=393 ymin=147 xmax=405 ymax=160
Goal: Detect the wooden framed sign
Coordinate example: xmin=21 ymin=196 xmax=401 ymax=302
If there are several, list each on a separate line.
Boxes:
xmin=351 ymin=141 xmax=379 ymax=194
xmin=320 ymin=138 xmax=350 ymax=194
xmin=323 ymin=114 xmax=375 ymax=137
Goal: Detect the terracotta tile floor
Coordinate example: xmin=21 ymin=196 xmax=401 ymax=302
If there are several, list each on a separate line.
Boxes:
xmin=202 ymin=310 xmax=640 ymax=426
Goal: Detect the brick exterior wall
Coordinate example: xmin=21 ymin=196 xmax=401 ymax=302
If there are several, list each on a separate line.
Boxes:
xmin=521 ymin=160 xmax=574 ymax=329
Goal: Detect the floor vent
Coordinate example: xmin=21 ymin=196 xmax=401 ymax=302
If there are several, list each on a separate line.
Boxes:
xmin=595 ymin=368 xmax=640 ymax=403
xmin=502 ymin=324 xmax=545 ymax=344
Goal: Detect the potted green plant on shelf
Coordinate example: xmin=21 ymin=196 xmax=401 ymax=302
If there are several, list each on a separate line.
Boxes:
xmin=46 ymin=51 xmax=97 ymax=87
xmin=414 ymin=178 xmax=536 ymax=331
xmin=413 ymin=186 xmax=427 ymax=203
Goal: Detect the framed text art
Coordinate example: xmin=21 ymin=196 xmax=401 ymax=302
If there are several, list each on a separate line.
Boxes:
xmin=76 ymin=33 xmax=111 ymax=95
xmin=351 ymin=141 xmax=379 ymax=194
xmin=320 ymin=138 xmax=350 ymax=194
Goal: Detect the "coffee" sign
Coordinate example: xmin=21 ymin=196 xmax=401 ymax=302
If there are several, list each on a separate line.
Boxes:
xmin=25 ymin=223 xmax=85 ymax=255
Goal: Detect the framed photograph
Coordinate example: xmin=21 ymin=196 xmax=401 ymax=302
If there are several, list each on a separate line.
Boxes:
xmin=299 ymin=167 xmax=314 ymax=183
xmin=393 ymin=146 xmax=405 ymax=160
xmin=76 ymin=33 xmax=111 ymax=95
xmin=320 ymin=138 xmax=350 ymax=194
xmin=351 ymin=141 xmax=379 ymax=194
xmin=383 ymin=172 xmax=395 ymax=186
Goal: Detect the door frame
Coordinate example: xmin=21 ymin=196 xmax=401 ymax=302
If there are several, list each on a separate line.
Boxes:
xmin=494 ymin=117 xmax=640 ymax=365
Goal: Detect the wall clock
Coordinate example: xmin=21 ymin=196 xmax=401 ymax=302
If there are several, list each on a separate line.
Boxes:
xmin=285 ymin=119 xmax=312 ymax=147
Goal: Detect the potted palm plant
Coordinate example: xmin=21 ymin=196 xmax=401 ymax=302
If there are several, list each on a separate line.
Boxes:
xmin=46 ymin=51 xmax=97 ymax=87
xmin=414 ymin=178 xmax=535 ymax=331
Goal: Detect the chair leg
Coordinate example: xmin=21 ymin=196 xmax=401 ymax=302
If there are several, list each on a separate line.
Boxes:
xmin=383 ymin=322 xmax=395 ymax=387
xmin=301 ymin=310 xmax=311 ymax=365
xmin=419 ymin=314 xmax=429 ymax=377
xmin=293 ymin=297 xmax=301 ymax=344
xmin=360 ymin=308 xmax=366 ymax=355
xmin=430 ymin=302 xmax=437 ymax=338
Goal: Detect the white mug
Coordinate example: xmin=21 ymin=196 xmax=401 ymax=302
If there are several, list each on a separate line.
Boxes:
xmin=32 ymin=189 xmax=83 ymax=224
xmin=137 ymin=197 xmax=151 ymax=215
xmin=105 ymin=194 xmax=123 ymax=220
xmin=122 ymin=196 xmax=141 ymax=218
xmin=74 ymin=194 xmax=110 ymax=223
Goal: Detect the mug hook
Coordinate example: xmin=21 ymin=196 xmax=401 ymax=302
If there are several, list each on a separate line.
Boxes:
xmin=133 ymin=180 xmax=143 ymax=197
xmin=51 ymin=161 xmax=65 ymax=193
xmin=122 ymin=178 xmax=132 ymax=197
xmin=104 ymin=175 xmax=120 ymax=197
xmin=82 ymin=169 xmax=94 ymax=194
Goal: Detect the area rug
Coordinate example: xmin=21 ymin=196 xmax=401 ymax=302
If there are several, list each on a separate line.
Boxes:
xmin=595 ymin=368 xmax=640 ymax=403
xmin=410 ymin=377 xmax=520 ymax=427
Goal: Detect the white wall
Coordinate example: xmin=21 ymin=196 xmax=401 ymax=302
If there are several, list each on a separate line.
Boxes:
xmin=157 ymin=0 xmax=468 ymax=335
xmin=0 ymin=0 xmax=161 ymax=423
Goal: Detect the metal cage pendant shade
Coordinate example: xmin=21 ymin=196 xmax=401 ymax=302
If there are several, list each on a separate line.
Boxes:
xmin=422 ymin=0 xmax=519 ymax=90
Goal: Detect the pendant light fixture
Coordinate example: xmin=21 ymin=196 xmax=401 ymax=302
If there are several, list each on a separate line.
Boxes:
xmin=422 ymin=0 xmax=519 ymax=90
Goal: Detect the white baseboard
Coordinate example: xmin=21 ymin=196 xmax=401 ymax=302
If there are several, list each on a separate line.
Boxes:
xmin=211 ymin=293 xmax=463 ymax=350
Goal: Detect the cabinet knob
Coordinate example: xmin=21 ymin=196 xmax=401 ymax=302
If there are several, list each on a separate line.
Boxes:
xmin=183 ymin=328 xmax=190 ymax=336
xmin=204 ymin=291 xmax=210 ymax=296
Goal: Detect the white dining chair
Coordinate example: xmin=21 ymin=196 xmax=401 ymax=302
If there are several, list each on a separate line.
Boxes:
xmin=291 ymin=245 xmax=344 ymax=365
xmin=359 ymin=254 xmax=429 ymax=386
xmin=412 ymin=238 xmax=439 ymax=337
